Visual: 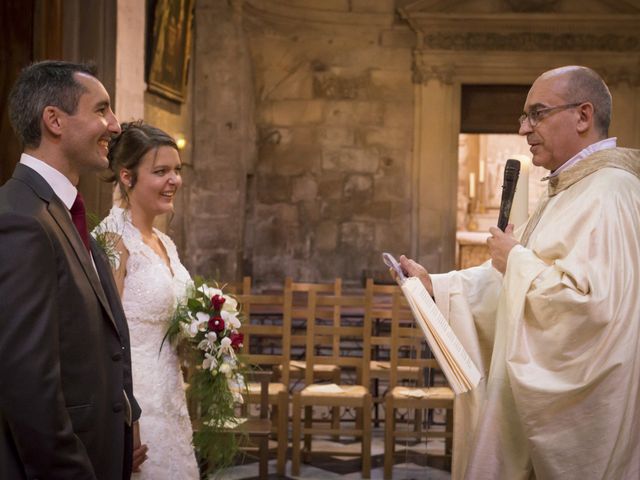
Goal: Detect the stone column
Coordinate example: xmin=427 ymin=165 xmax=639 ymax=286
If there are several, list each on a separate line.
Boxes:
xmin=187 ymin=0 xmax=256 ymax=280
xmin=413 ymin=61 xmax=460 ymax=273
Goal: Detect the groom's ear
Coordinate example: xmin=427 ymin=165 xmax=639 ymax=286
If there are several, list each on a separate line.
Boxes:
xmin=41 ymin=106 xmax=64 ymax=139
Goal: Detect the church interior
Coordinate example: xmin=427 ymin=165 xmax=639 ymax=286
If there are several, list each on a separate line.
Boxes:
xmin=1 ymin=0 xmax=639 ymax=478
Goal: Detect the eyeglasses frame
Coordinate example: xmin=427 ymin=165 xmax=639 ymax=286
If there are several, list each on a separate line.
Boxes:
xmin=518 ymin=102 xmax=586 ymax=127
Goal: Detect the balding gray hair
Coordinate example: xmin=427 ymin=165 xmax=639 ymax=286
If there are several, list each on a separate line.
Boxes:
xmin=562 ymin=66 xmax=612 ymax=137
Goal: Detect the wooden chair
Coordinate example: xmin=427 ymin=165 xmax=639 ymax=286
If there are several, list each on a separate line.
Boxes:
xmin=279 ymin=278 xmax=344 ymax=436
xmin=281 ymin=278 xmax=343 ymax=385
xmin=368 ymin=280 xmax=422 ymax=426
xmin=291 ymin=285 xmax=374 ymax=478
xmin=234 ymin=277 xmax=291 ymax=476
xmin=383 ymin=290 xmax=455 ymax=479
xmin=225 ymin=370 xmax=273 ymax=479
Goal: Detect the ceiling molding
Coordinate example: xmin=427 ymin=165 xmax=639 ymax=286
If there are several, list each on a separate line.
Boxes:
xmin=400 ymin=0 xmax=640 ymax=14
xmin=398 ymin=8 xmax=640 ymax=53
xmin=412 ymin=50 xmax=640 ymax=87
xmin=243 ymin=0 xmax=395 ymax=28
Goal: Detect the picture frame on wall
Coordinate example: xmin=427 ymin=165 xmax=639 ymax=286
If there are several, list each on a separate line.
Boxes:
xmin=147 ymin=0 xmax=194 ymax=103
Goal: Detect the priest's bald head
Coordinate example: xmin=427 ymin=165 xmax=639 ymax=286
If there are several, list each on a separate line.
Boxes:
xmin=519 ymin=66 xmax=612 ymax=172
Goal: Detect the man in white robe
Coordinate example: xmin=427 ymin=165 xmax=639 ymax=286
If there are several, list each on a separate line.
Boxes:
xmin=400 ymin=66 xmax=640 ymax=479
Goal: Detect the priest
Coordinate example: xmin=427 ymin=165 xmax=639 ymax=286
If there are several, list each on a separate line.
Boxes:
xmin=400 ymin=65 xmax=640 ymax=480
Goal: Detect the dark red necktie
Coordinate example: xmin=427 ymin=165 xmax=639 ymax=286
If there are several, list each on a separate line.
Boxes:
xmin=70 ymin=192 xmax=91 ymax=253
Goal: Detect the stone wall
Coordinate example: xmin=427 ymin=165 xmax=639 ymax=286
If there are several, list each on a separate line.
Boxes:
xmin=169 ymin=0 xmax=640 ymax=287
xmin=242 ymin=1 xmax=416 ymax=286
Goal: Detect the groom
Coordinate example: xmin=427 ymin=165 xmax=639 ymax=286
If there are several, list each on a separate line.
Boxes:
xmin=0 ymin=61 xmax=146 ymax=478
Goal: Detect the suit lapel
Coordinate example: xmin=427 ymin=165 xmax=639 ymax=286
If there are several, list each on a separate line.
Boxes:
xmin=92 ymin=238 xmax=128 ymax=330
xmin=14 ymin=164 xmax=121 ymax=336
xmin=48 ymin=196 xmax=121 ymax=336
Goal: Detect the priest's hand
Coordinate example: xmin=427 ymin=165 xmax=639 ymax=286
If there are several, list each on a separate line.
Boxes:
xmin=487 ymin=224 xmax=519 ymax=274
xmin=398 ymin=255 xmax=434 ymax=297
xmin=132 ymin=421 xmax=148 ymax=472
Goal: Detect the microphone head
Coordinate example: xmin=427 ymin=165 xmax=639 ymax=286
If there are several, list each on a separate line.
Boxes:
xmin=497 ymin=158 xmax=522 ymax=231
xmin=504 ymin=158 xmax=521 ymax=183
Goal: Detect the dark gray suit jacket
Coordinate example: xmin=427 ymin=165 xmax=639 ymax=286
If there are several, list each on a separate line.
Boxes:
xmin=0 ymin=164 xmax=141 ymax=479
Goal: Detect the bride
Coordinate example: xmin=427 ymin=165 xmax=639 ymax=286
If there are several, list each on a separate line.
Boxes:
xmin=95 ymin=121 xmax=199 ymax=479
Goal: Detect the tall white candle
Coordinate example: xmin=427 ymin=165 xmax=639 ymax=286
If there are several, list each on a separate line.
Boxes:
xmin=469 ymin=172 xmax=476 ymax=199
xmin=479 ymin=159 xmax=485 ymax=183
xmin=508 ymin=154 xmax=530 ymax=228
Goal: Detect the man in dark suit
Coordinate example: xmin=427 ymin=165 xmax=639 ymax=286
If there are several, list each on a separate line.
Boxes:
xmin=0 ymin=61 xmax=146 ymax=479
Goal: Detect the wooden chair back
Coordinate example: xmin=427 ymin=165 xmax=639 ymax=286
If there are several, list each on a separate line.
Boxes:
xmin=303 ymin=283 xmax=374 ymax=387
xmin=369 ymin=281 xmax=396 ymax=360
xmin=235 ymin=277 xmax=292 ymax=386
xmin=286 ymin=278 xmax=342 ymax=378
xmin=388 ymin=291 xmax=440 ymax=388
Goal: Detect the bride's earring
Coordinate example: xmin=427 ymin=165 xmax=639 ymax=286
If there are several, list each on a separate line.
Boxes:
xmin=120 ymin=169 xmax=133 ymax=190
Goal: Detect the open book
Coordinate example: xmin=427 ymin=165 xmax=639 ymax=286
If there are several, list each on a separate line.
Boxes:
xmin=382 ymin=253 xmax=482 ymax=395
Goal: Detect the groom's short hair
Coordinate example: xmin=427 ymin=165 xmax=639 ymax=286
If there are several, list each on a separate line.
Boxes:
xmin=8 ymin=60 xmax=98 ymax=148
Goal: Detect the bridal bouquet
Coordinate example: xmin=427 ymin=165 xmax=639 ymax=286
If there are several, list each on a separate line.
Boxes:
xmin=163 ymin=277 xmax=245 ymax=469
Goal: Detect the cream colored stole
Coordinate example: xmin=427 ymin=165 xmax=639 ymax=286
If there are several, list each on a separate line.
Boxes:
xmin=520 ymin=147 xmax=640 ymax=247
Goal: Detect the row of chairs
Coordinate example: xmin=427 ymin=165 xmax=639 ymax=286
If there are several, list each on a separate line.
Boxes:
xmin=226 ymin=277 xmax=455 ymax=479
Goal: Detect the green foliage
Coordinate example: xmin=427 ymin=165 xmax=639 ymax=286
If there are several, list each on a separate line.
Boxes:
xmin=190 ymin=370 xmax=244 ymax=473
xmin=161 ymin=302 xmax=188 ymax=353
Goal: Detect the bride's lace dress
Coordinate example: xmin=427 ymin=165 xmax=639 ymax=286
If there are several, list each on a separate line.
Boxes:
xmin=97 ymin=206 xmax=199 ymax=480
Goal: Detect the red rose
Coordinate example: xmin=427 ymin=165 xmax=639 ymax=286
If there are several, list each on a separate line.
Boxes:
xmin=230 ymin=332 xmax=244 ymax=351
xmin=208 ymin=315 xmax=225 ymax=332
xmin=211 ymin=294 xmax=226 ymax=310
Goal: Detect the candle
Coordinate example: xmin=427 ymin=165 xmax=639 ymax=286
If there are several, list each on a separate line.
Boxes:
xmin=479 ymin=159 xmax=485 ymax=183
xmin=469 ymin=172 xmax=476 ymax=199
xmin=508 ymin=154 xmax=530 ymax=228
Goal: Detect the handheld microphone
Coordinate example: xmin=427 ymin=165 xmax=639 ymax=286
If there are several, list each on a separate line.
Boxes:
xmin=497 ymin=159 xmax=521 ymax=231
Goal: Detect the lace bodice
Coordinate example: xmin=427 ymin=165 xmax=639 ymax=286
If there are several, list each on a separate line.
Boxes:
xmin=95 ymin=206 xmax=198 ymax=479
xmin=98 ymin=206 xmax=192 ymax=322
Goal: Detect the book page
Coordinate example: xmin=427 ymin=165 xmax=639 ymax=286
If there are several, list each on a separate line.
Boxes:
xmin=402 ymin=277 xmax=482 ymax=394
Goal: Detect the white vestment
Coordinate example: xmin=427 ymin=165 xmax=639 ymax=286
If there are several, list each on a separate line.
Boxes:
xmin=432 ymin=148 xmax=640 ymax=480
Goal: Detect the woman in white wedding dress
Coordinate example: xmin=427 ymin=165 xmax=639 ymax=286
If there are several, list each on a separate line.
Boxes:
xmin=95 ymin=122 xmax=199 ymax=479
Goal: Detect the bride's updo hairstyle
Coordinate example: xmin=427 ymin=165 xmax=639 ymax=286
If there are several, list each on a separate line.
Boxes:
xmin=106 ymin=120 xmax=179 ymax=202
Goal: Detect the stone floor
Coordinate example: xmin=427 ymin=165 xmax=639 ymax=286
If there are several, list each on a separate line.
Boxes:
xmin=211 ymin=429 xmax=451 ymax=480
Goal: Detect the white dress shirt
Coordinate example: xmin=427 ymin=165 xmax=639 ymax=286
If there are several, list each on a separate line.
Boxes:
xmin=19 ymin=153 xmax=78 ymax=209
xmin=548 ymin=137 xmax=617 ymax=178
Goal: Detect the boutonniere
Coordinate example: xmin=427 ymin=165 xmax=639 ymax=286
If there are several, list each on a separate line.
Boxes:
xmin=88 ymin=212 xmax=122 ymax=269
